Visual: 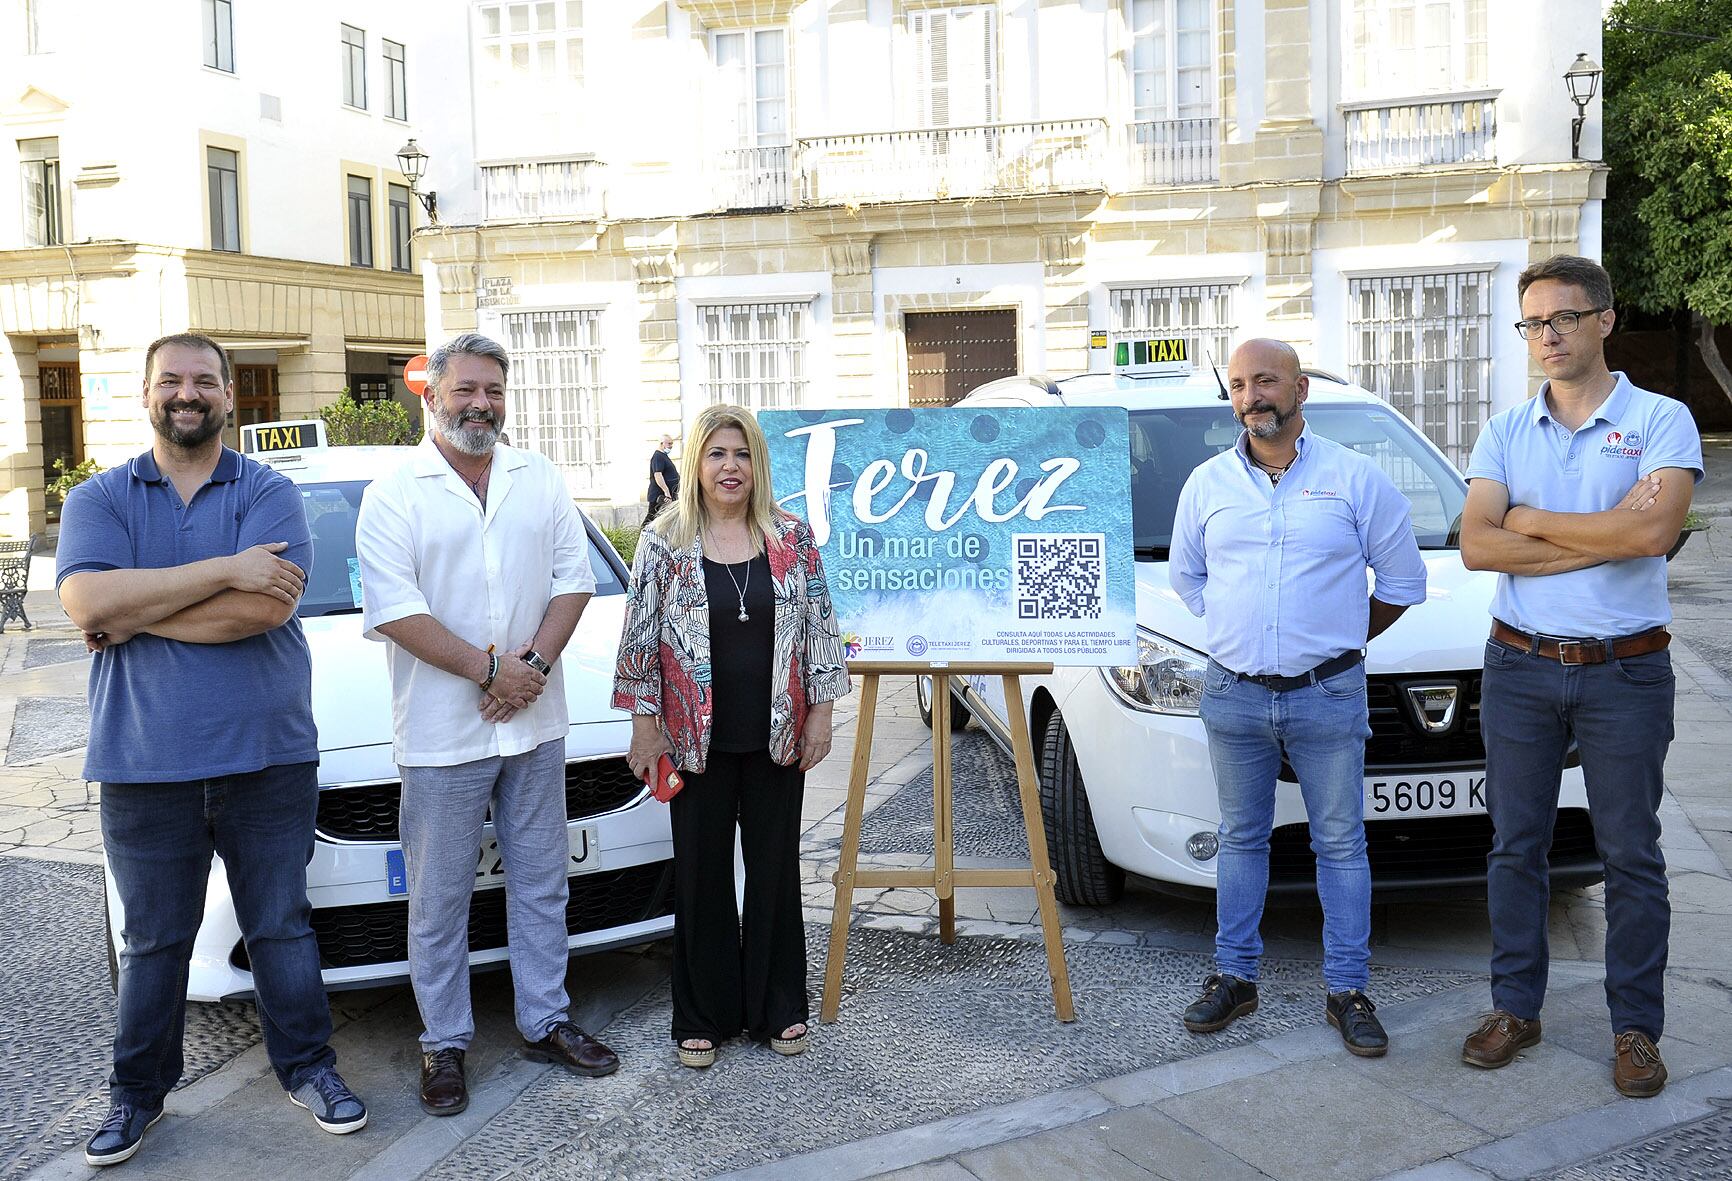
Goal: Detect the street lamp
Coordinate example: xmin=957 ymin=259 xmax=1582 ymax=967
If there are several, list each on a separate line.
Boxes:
xmin=1564 ymin=53 xmax=1603 ymax=161
xmin=395 ymin=138 xmax=438 ymax=222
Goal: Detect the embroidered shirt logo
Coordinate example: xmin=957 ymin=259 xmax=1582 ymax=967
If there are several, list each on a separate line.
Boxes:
xmin=1300 ymin=488 xmax=1340 ymax=498
xmin=1600 ymin=427 xmax=1643 ymax=459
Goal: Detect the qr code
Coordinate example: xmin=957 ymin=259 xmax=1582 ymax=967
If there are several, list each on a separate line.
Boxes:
xmin=1013 ymin=534 xmax=1106 ymax=620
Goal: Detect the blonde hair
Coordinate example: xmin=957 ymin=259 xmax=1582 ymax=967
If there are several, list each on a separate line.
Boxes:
xmin=653 ymin=404 xmax=782 ymax=553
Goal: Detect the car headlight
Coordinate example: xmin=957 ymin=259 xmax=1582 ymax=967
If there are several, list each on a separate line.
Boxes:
xmin=1101 ymin=629 xmax=1208 ymax=715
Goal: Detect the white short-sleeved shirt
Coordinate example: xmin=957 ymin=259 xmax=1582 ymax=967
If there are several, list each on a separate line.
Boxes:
xmin=357 ymin=438 xmax=596 ymax=766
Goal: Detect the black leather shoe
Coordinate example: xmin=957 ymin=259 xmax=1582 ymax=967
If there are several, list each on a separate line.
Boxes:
xmin=419 ymin=1048 xmax=468 ymax=1116
xmin=1327 ymin=990 xmax=1389 ymax=1057
xmin=523 ymin=1020 xmax=621 ymax=1078
xmin=85 ymin=1103 xmax=164 ymax=1166
xmin=1182 ymin=973 xmax=1259 ymax=1033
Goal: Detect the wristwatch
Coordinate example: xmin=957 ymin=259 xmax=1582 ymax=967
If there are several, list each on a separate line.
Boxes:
xmin=522 ymin=649 xmax=551 ymax=675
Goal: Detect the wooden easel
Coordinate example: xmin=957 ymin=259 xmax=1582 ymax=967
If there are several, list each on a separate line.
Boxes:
xmin=820 ymin=661 xmax=1076 ymax=1023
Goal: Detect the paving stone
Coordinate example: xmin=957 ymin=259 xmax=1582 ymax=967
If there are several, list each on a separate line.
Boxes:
xmin=4 ymin=696 xmax=88 ymax=765
xmin=1537 ymin=1100 xmax=1732 ymax=1180
xmin=1157 ymin=1059 xmax=1487 ymax=1181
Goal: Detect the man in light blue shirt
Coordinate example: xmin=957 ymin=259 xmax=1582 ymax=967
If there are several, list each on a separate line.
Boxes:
xmin=1169 ymin=338 xmax=1427 ymax=1057
xmin=1459 ymin=255 xmax=1701 ymax=1098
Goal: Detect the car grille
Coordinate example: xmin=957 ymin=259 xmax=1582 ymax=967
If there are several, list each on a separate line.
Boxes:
xmin=1273 ymin=672 xmax=1484 ymax=777
xmin=1268 ymin=807 xmax=1600 ymax=887
xmin=315 ymin=757 xmax=646 ymax=842
xmin=232 ymin=860 xmax=674 ymax=972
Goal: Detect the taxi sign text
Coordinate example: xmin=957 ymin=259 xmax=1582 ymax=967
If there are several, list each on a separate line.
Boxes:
xmin=241 ymin=419 xmax=327 ymax=454
xmin=1114 ymin=337 xmax=1189 ymax=367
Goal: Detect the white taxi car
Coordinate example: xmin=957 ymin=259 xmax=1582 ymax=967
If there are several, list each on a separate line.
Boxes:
xmin=104 ymin=431 xmax=674 ymax=1000
xmin=923 ymin=365 xmax=1599 ymax=906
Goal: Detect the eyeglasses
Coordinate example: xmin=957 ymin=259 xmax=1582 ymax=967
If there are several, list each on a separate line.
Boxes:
xmin=1514 ymin=308 xmax=1608 ymax=339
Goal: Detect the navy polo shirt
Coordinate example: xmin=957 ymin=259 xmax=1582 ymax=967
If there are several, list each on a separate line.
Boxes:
xmin=1465 ymin=373 xmax=1703 ymax=637
xmin=56 ymin=448 xmax=319 ymax=783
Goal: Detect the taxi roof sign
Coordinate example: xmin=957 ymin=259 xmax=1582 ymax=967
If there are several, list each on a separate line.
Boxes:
xmin=1113 ymin=337 xmax=1193 ymax=375
xmin=241 ymin=419 xmax=327 ymax=455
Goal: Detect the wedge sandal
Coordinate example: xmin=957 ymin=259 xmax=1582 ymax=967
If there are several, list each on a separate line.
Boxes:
xmin=770 ymin=1025 xmax=808 ymax=1056
xmin=678 ymin=1040 xmax=716 ymax=1069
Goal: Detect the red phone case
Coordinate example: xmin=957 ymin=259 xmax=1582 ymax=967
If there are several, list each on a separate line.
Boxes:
xmin=648 ymin=753 xmax=684 ymax=803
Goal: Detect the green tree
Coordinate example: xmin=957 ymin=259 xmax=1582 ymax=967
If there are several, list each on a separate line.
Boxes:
xmin=1604 ymin=1 xmax=1732 ymax=406
xmin=319 ymin=390 xmax=420 ymax=446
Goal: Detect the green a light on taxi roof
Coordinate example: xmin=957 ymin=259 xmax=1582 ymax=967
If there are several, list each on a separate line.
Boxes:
xmin=1114 ymin=341 xmax=1129 ymax=366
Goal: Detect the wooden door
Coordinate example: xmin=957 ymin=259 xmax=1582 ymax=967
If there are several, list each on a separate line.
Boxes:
xmin=904 ymin=309 xmax=1018 ymax=406
xmin=38 ymin=361 xmax=82 ymax=518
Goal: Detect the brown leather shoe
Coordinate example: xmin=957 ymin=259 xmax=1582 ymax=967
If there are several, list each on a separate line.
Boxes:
xmin=419 ymin=1047 xmax=467 ymax=1116
xmin=1613 ymin=1031 xmax=1667 ymax=1098
xmin=1462 ymin=1011 xmax=1542 ymax=1068
xmin=523 ymin=1020 xmax=621 ymax=1078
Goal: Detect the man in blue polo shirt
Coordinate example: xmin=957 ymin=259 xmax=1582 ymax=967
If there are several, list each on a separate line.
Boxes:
xmin=1170 ymin=338 xmax=1428 ymax=1057
xmin=57 ymin=333 xmax=366 ymax=1166
xmin=1460 ymin=255 xmax=1701 ymax=1098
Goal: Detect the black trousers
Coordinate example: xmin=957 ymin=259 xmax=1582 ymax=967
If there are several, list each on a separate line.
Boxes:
xmin=668 ymin=747 xmax=808 ymax=1042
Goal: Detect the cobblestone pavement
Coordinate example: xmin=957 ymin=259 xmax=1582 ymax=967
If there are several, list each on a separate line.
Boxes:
xmin=1542 ymin=1100 xmax=1732 ymax=1181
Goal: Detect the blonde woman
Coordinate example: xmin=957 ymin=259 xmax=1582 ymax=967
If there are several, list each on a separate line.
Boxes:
xmin=612 ymin=404 xmax=848 ymax=1068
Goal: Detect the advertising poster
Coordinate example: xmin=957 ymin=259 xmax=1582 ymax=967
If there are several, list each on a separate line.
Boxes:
xmin=761 ymin=407 xmax=1135 ymax=666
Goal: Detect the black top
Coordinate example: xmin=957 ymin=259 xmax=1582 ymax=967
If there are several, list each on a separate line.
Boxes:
xmin=649 ymin=449 xmax=680 ymax=504
xmin=704 ymin=553 xmax=774 ymax=753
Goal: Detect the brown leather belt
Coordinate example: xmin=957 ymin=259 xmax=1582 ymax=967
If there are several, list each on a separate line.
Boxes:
xmin=1491 ymin=620 xmax=1671 ymax=666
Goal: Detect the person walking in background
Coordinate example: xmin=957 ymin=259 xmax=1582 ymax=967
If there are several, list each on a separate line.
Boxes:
xmin=645 ymin=433 xmax=679 ymax=526
xmin=1168 ymin=337 xmax=1428 ymax=1058
xmin=613 ymin=404 xmax=849 ymax=1069
xmin=1459 ymin=255 xmax=1701 ymax=1097
xmin=355 ymin=332 xmax=619 ymax=1119
xmin=58 ymin=332 xmax=366 ymax=1166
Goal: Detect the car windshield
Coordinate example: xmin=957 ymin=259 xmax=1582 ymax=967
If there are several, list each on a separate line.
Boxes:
xmin=1127 ymin=403 xmax=1467 ymax=557
xmin=295 ymin=480 xmax=627 ymax=618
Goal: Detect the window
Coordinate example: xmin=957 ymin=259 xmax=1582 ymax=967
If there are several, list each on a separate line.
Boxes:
xmin=476 ymin=3 xmax=585 ymax=118
xmin=1348 ymin=270 xmax=1493 ymax=468
xmin=1346 ymin=0 xmax=1488 ymax=97
xmin=341 ymin=24 xmax=367 ymax=108
xmin=384 ymin=39 xmax=407 ymax=119
xmin=1127 ymin=0 xmax=1212 ymax=123
xmin=347 ymin=175 xmax=373 ymax=267
xmin=388 ymin=182 xmax=412 ymax=272
xmin=712 ymin=28 xmax=787 ymax=148
xmin=19 ymin=137 xmax=62 ymax=246
xmin=207 ymin=146 xmax=240 ymax=252
xmin=910 ymin=5 xmax=996 ymax=128
xmin=499 ymin=309 xmax=607 ymax=481
xmin=1107 ymin=283 xmax=1238 ymax=371
xmin=698 ymin=300 xmax=809 ymax=410
xmin=203 ymin=0 xmax=234 ymax=72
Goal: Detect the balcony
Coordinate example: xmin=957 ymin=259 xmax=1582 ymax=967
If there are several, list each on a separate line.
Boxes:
xmin=794 ymin=119 xmax=1107 ymax=207
xmin=1342 ymin=92 xmax=1498 ymax=175
xmin=481 ymin=158 xmax=607 ymax=222
xmin=715 ymin=145 xmax=791 ymax=212
xmin=1127 ymin=118 xmax=1220 ymax=187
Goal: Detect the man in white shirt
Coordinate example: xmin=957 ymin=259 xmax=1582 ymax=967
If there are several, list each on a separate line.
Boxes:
xmin=356 ymin=333 xmax=619 ymax=1118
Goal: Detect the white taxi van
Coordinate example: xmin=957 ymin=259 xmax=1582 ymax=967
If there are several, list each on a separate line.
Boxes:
xmin=104 ymin=423 xmax=674 ymax=1000
xmin=924 ymin=350 xmax=1600 ymax=906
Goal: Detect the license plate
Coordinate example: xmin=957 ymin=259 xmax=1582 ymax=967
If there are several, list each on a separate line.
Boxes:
xmin=1364 ymin=775 xmax=1486 ymax=819
xmin=385 ymin=825 xmax=601 ymax=896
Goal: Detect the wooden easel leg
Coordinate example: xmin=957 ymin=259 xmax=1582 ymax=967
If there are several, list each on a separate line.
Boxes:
xmin=933 ymin=674 xmax=956 ymax=945
xmin=821 ymin=673 xmax=880 ymax=1024
xmin=1003 ymin=674 xmax=1076 ymax=1022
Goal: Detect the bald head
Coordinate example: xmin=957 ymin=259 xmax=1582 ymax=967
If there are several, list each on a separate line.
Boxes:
xmin=1226 ymin=337 xmax=1308 ymax=442
xmin=1229 ymin=338 xmax=1302 ymax=380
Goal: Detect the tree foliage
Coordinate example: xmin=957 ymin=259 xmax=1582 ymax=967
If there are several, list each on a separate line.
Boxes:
xmin=319 ymin=392 xmax=420 ymax=447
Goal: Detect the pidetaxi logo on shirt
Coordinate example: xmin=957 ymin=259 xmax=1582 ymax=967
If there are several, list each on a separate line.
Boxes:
xmin=1299 ymin=487 xmax=1341 ymax=498
xmin=1601 ymin=429 xmax=1644 ymax=459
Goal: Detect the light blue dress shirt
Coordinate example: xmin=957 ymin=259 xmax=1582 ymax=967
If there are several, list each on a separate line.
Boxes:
xmin=1465 ymin=372 xmax=1703 ymax=638
xmin=1170 ymin=425 xmax=1429 ymax=677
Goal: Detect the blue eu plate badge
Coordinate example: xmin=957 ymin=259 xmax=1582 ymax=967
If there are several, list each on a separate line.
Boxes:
xmin=386 ymin=848 xmax=408 ymax=895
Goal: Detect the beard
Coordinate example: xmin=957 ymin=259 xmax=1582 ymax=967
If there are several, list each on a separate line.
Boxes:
xmin=151 ymin=399 xmax=226 ymax=449
xmin=432 ymin=401 xmax=501 ymax=457
xmin=1236 ymin=401 xmax=1297 ymax=439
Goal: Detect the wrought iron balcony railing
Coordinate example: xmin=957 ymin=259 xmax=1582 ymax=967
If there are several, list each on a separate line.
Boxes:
xmin=1342 ymin=93 xmax=1498 ymax=174
xmin=794 ymin=119 xmax=1107 ymax=207
xmin=481 ymin=158 xmax=607 ymax=221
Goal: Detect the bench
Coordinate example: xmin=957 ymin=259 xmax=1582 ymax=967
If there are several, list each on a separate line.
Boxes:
xmin=0 ymin=534 xmax=39 ymax=633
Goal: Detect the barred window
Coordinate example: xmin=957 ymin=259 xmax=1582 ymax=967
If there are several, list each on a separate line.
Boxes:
xmin=698 ymin=301 xmax=810 ymax=410
xmin=500 ymin=309 xmax=607 ymax=482
xmin=1348 ymin=270 xmax=1492 ymax=469
xmin=1107 ymin=282 xmax=1238 ymax=370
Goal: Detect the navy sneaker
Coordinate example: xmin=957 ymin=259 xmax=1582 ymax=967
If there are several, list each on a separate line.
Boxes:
xmin=85 ymin=1103 xmax=164 ymax=1166
xmin=288 ymin=1066 xmax=368 ymax=1134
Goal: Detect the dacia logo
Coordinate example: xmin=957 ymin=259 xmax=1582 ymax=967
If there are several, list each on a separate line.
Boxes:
xmin=1404 ymin=683 xmax=1460 ymax=733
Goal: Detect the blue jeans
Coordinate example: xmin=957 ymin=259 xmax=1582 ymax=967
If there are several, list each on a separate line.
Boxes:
xmin=100 ymin=763 xmax=336 ymax=1108
xmin=398 ymin=738 xmax=571 ymax=1051
xmin=1200 ymin=660 xmax=1374 ymax=992
xmin=1481 ymin=637 xmax=1672 ymax=1039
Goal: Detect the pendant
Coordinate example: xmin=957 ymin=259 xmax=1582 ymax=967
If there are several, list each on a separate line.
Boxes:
xmin=738 ymin=610 xmax=750 ymax=622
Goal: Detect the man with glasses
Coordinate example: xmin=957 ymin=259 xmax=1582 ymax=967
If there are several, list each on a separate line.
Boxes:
xmin=1459 ymin=255 xmax=1702 ymax=1097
